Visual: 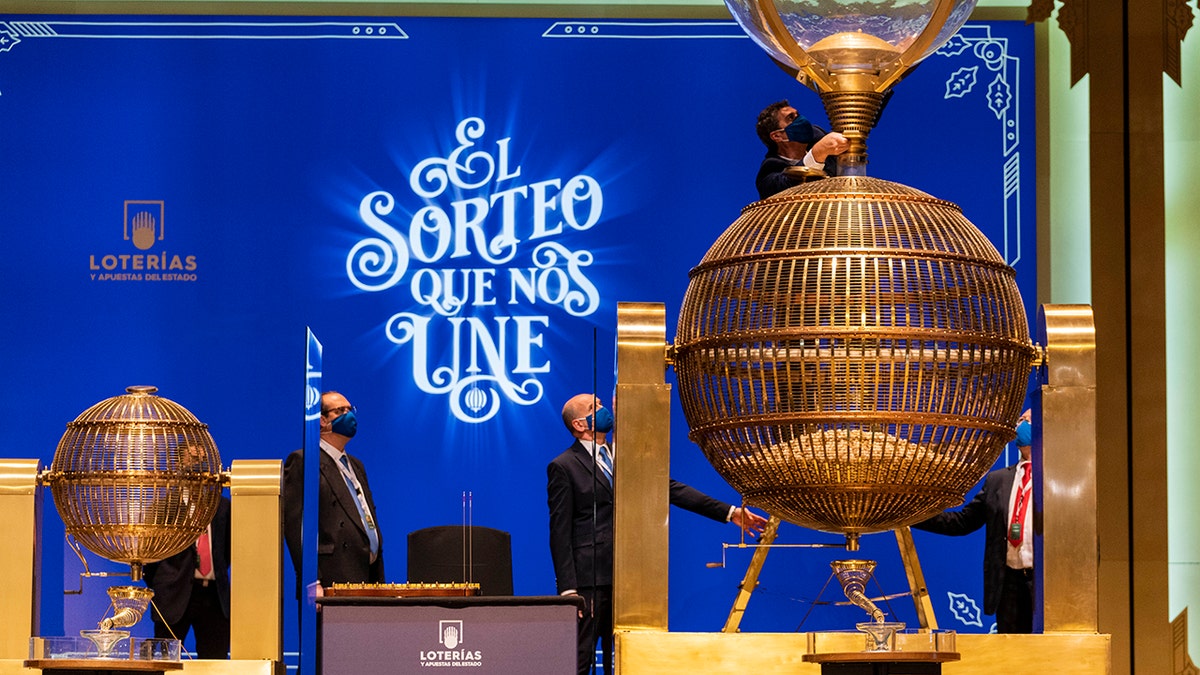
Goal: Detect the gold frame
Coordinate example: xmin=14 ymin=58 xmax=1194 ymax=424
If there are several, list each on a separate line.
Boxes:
xmin=0 ymin=459 xmax=284 ymax=675
xmin=613 ymin=301 xmax=1109 ymax=674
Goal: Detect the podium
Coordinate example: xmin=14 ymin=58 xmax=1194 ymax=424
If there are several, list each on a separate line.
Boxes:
xmin=317 ymin=595 xmax=582 ymax=675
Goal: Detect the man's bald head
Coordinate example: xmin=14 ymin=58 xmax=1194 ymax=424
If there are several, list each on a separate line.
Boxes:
xmin=561 ymin=393 xmax=601 ymax=431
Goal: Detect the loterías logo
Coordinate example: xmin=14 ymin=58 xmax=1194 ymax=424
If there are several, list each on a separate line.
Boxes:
xmin=89 ymin=200 xmax=198 ymax=282
xmin=346 ymin=117 xmax=602 ymax=423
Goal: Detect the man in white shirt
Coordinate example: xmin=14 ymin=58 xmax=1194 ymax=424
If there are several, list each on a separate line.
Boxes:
xmin=912 ymin=410 xmax=1036 ymax=633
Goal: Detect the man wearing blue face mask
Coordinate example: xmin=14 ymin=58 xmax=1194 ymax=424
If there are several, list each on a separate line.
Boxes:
xmin=754 ymin=99 xmax=850 ymax=199
xmin=547 ymin=393 xmax=767 ymax=675
xmin=912 ymin=409 xmax=1036 ymax=633
xmin=283 ymin=390 xmax=385 ymax=591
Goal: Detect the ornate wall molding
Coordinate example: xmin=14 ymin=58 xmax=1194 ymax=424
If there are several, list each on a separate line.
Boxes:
xmin=1164 ymin=0 xmax=1196 ymax=84
xmin=1026 ymin=0 xmax=1196 ymax=86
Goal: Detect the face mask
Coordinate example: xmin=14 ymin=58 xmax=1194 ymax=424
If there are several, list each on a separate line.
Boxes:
xmin=331 ymin=410 xmax=358 ymax=438
xmin=1015 ymin=419 xmax=1031 ymax=447
xmin=784 ymin=115 xmax=816 ymax=145
xmin=587 ymin=406 xmax=615 ymax=434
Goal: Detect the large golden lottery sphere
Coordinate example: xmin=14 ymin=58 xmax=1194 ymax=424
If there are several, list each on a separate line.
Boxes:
xmin=674 ymin=176 xmax=1036 ymax=538
xmin=43 ymin=386 xmax=222 ymax=578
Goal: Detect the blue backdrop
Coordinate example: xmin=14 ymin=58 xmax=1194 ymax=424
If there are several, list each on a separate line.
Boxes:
xmin=0 ymin=13 xmax=1035 ymax=659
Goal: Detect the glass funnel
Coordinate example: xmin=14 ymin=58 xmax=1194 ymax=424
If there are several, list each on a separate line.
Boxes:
xmin=79 ymin=629 xmax=130 ymax=658
xmin=721 ymin=0 xmax=978 ymax=170
xmin=724 ymin=0 xmax=977 ymax=80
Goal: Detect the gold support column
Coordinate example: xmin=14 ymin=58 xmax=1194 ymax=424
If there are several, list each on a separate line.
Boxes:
xmin=1084 ymin=1 xmax=1168 ymax=672
xmin=1037 ymin=304 xmax=1098 ymax=632
xmin=895 ymin=527 xmax=937 ymax=631
xmin=613 ymin=302 xmax=672 ymax=632
xmin=0 ymin=460 xmax=39 ymax=660
xmin=228 ymin=459 xmax=283 ymax=665
xmin=722 ymin=517 xmax=781 ymax=634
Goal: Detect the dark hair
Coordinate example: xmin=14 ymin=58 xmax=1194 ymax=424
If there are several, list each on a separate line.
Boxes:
xmin=320 ymin=390 xmax=343 ymax=415
xmin=756 ymin=100 xmax=790 ymax=150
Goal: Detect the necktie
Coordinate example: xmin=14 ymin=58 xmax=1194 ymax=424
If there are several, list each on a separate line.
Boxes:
xmin=340 ymin=455 xmax=380 ymax=559
xmin=1008 ymin=463 xmax=1032 ymax=547
xmin=597 ymin=445 xmax=614 ymax=486
xmin=196 ymin=527 xmax=213 ymax=577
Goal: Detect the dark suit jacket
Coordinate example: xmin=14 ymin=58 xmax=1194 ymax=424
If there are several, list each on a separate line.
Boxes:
xmin=911 ymin=464 xmax=1018 ymax=615
xmin=283 ymin=448 xmax=385 ymax=587
xmin=143 ymin=496 xmax=232 ymax=625
xmin=547 ymin=440 xmax=730 ymax=593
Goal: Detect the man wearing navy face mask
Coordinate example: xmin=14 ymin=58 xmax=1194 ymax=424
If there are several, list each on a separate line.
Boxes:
xmin=912 ymin=410 xmax=1036 ymax=633
xmin=754 ymin=99 xmax=850 ymax=199
xmin=547 ymin=393 xmax=767 ymax=675
xmin=283 ymin=390 xmax=385 ymax=591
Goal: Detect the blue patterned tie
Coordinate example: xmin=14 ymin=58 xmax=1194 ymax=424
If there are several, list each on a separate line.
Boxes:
xmin=597 ymin=445 xmax=614 ymax=486
xmin=340 ymin=455 xmax=380 ymax=559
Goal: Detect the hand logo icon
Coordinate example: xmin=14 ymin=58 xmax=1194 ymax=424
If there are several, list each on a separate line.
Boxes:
xmin=131 ymin=210 xmax=157 ymax=250
xmin=441 ymin=624 xmax=460 ymax=649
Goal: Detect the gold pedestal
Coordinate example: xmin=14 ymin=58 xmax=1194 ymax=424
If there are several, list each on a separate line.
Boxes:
xmin=0 ymin=659 xmax=282 ymax=675
xmin=615 ymin=631 xmax=1110 ymax=674
xmin=22 ymin=658 xmax=181 ymax=672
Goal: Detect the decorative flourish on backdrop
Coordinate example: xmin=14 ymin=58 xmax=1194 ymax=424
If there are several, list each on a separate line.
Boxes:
xmin=946 ymin=592 xmax=984 ymax=628
xmin=0 ymin=19 xmax=405 ymax=43
xmin=0 ymin=25 xmax=18 ymax=52
xmin=937 ymin=25 xmax=1025 ymax=266
xmin=541 ymin=21 xmax=747 ymax=39
xmin=0 ymin=19 xmax=407 ymax=99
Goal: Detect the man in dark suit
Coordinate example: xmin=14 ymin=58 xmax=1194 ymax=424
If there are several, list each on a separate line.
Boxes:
xmin=143 ymin=495 xmax=232 ymax=659
xmin=547 ymin=393 xmax=767 ymax=675
xmin=912 ymin=411 xmax=1035 ymax=633
xmin=755 ymin=99 xmax=850 ymax=199
xmin=283 ymin=391 xmax=385 ymax=590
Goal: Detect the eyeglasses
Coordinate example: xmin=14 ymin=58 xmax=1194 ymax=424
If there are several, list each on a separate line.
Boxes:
xmin=323 ymin=405 xmax=356 ymax=417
